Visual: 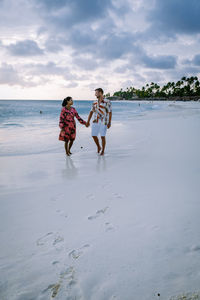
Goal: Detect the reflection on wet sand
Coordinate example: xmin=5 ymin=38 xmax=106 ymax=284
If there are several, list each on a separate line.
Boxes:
xmin=96 ymin=156 xmax=107 ymax=172
xmin=62 ymin=157 xmax=78 ymax=179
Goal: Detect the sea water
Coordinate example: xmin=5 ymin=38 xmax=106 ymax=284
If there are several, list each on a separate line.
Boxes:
xmin=0 ymin=100 xmax=164 ymax=156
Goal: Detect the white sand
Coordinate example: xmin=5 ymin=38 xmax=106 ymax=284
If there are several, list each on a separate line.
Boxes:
xmin=0 ymin=102 xmax=200 ymax=300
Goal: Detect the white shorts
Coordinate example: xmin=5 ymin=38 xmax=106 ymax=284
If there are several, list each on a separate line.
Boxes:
xmin=91 ymin=121 xmax=107 ymax=137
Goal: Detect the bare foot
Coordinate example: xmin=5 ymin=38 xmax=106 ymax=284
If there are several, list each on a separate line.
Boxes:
xmin=97 ymin=146 xmax=101 ymax=153
xmin=66 ymin=152 xmax=71 ymax=156
xmin=100 ymin=151 xmax=104 ymax=156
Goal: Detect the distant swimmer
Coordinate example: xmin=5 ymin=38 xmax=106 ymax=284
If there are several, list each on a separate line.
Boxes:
xmin=40 ymin=110 xmax=43 ymax=114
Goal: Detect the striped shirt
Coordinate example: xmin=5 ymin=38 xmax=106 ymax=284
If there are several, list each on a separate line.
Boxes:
xmin=90 ymin=99 xmax=112 ymax=125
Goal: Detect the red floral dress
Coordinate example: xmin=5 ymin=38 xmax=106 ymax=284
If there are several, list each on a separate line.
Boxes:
xmin=59 ymin=107 xmax=86 ymax=142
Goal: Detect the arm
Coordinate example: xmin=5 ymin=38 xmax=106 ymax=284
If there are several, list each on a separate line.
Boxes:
xmin=59 ymin=110 xmax=65 ymax=129
xmin=86 ymin=111 xmax=93 ymax=127
xmin=107 ymin=111 xmax=112 ymax=128
xmin=75 ymin=110 xmax=86 ymax=125
xmin=107 ymin=100 xmax=112 ymax=128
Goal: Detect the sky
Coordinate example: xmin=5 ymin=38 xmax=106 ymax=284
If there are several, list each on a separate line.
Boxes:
xmin=0 ymin=0 xmax=200 ymax=100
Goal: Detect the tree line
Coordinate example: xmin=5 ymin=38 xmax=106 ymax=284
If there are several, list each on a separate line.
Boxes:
xmin=108 ymin=76 xmax=200 ymax=100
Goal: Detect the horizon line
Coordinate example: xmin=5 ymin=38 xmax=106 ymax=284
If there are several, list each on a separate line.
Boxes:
xmin=0 ymin=99 xmax=94 ymax=101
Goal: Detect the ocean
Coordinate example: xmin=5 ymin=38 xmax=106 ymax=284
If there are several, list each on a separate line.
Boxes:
xmin=0 ymin=100 xmax=163 ymax=156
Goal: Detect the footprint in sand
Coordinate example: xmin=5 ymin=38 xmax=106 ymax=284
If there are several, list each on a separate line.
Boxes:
xmin=42 ymin=283 xmax=60 ymax=298
xmin=151 ymin=225 xmax=159 ymax=231
xmin=50 ymin=197 xmax=57 ymax=202
xmin=43 ymin=266 xmax=83 ymax=299
xmin=50 ymin=193 xmax=64 ymax=202
xmin=51 ymin=283 xmax=61 ymax=298
xmin=52 ymin=261 xmax=60 ymax=265
xmin=56 ymin=209 xmax=68 ymax=219
xmin=86 ymin=193 xmax=95 ymax=201
xmin=42 ymin=266 xmax=76 ymax=298
xmin=112 ymin=193 xmax=123 ymax=199
xmin=105 ymin=222 xmax=115 ymax=232
xmin=68 ymin=244 xmax=90 ymax=260
xmin=170 ymin=291 xmax=200 ymax=300
xmin=88 ymin=207 xmax=109 ymax=220
xmin=101 ymin=181 xmax=112 ymax=190
xmin=36 ymin=232 xmax=64 ymax=247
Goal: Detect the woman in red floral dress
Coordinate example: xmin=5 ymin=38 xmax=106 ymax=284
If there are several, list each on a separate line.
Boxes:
xmin=59 ymin=97 xmax=87 ymax=156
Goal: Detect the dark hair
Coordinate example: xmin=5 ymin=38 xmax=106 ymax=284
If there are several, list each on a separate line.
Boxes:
xmin=95 ymin=88 xmax=104 ymax=94
xmin=62 ymin=96 xmax=72 ymax=107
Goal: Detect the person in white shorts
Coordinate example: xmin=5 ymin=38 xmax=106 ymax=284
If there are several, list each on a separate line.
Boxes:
xmin=86 ymin=88 xmax=112 ymax=155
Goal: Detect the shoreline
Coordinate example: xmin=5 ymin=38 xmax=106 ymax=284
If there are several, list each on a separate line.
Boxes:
xmin=0 ymin=103 xmax=200 ymax=299
xmin=108 ymin=96 xmax=200 ymax=101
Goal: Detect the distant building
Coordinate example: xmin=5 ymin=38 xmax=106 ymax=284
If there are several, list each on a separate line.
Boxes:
xmin=129 ymin=93 xmax=139 ymax=100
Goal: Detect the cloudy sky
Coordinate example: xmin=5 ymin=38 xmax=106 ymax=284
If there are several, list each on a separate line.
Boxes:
xmin=0 ymin=0 xmax=200 ymax=100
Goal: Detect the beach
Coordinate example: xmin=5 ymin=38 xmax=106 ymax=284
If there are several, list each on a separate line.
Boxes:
xmin=0 ymin=101 xmax=200 ymax=300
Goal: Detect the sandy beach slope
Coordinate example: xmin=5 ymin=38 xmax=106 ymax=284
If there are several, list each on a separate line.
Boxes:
xmin=0 ymin=102 xmax=200 ymax=300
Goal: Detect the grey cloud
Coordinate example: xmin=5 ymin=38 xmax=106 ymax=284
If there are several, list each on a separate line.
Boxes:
xmin=143 ymin=71 xmax=165 ymax=83
xmin=7 ymin=40 xmax=44 ymax=56
xmin=72 ymin=57 xmax=98 ymax=71
xmin=26 ymin=62 xmax=65 ymax=76
xmin=36 ymin=0 xmax=114 ymax=27
xmin=86 ymin=81 xmax=109 ymax=92
xmin=44 ymin=38 xmax=63 ymax=53
xmin=0 ymin=63 xmax=41 ymax=87
xmin=181 ymin=54 xmax=200 ymax=66
xmin=132 ymin=73 xmax=147 ymax=83
xmin=68 ymin=28 xmax=97 ymax=49
xmin=0 ymin=63 xmax=22 ymax=85
xmin=159 ymin=67 xmax=199 ymax=84
xmin=68 ymin=27 xmax=138 ymax=63
xmin=181 ymin=58 xmax=191 ymax=65
xmin=12 ymin=0 xmax=136 ymax=64
xmin=148 ymin=0 xmax=200 ymax=35
xmin=33 ymin=0 xmax=131 ymax=60
xmin=25 ymin=61 xmax=79 ymax=81
xmin=142 ymin=55 xmax=177 ymax=69
xmin=113 ymin=48 xmax=176 ymax=72
xmin=0 ymin=60 xmax=81 ymax=87
xmin=65 ymin=82 xmax=78 ymax=88
xmin=0 ymin=0 xmax=199 ymax=89
xmin=114 ymin=53 xmax=177 ymax=74
xmin=181 ymin=66 xmax=200 ymax=75
xmin=192 ymin=54 xmax=200 ymax=66
xmin=114 ymin=64 xmax=130 ymax=73
xmin=121 ymin=80 xmax=135 ymax=89
xmin=37 ymin=26 xmax=48 ymax=36
xmin=35 ymin=0 xmax=68 ymax=10
xmin=66 ymin=17 xmax=116 ymax=54
xmin=99 ymin=33 xmax=136 ymax=60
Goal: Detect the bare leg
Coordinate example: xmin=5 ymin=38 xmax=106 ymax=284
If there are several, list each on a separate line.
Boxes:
xmin=92 ymin=136 xmax=101 ymax=153
xmin=100 ymin=136 xmax=106 ymax=155
xmin=69 ymin=140 xmax=74 ymax=154
xmin=65 ymin=141 xmax=70 ymax=156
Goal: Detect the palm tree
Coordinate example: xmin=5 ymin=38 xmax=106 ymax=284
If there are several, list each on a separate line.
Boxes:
xmin=181 ymin=76 xmax=186 ymax=82
xmin=195 ymin=79 xmax=200 ymax=95
xmin=111 ymin=76 xmax=200 ymax=99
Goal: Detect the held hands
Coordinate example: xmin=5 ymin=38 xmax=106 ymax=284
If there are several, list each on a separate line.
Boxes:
xmin=85 ymin=121 xmax=110 ymax=128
